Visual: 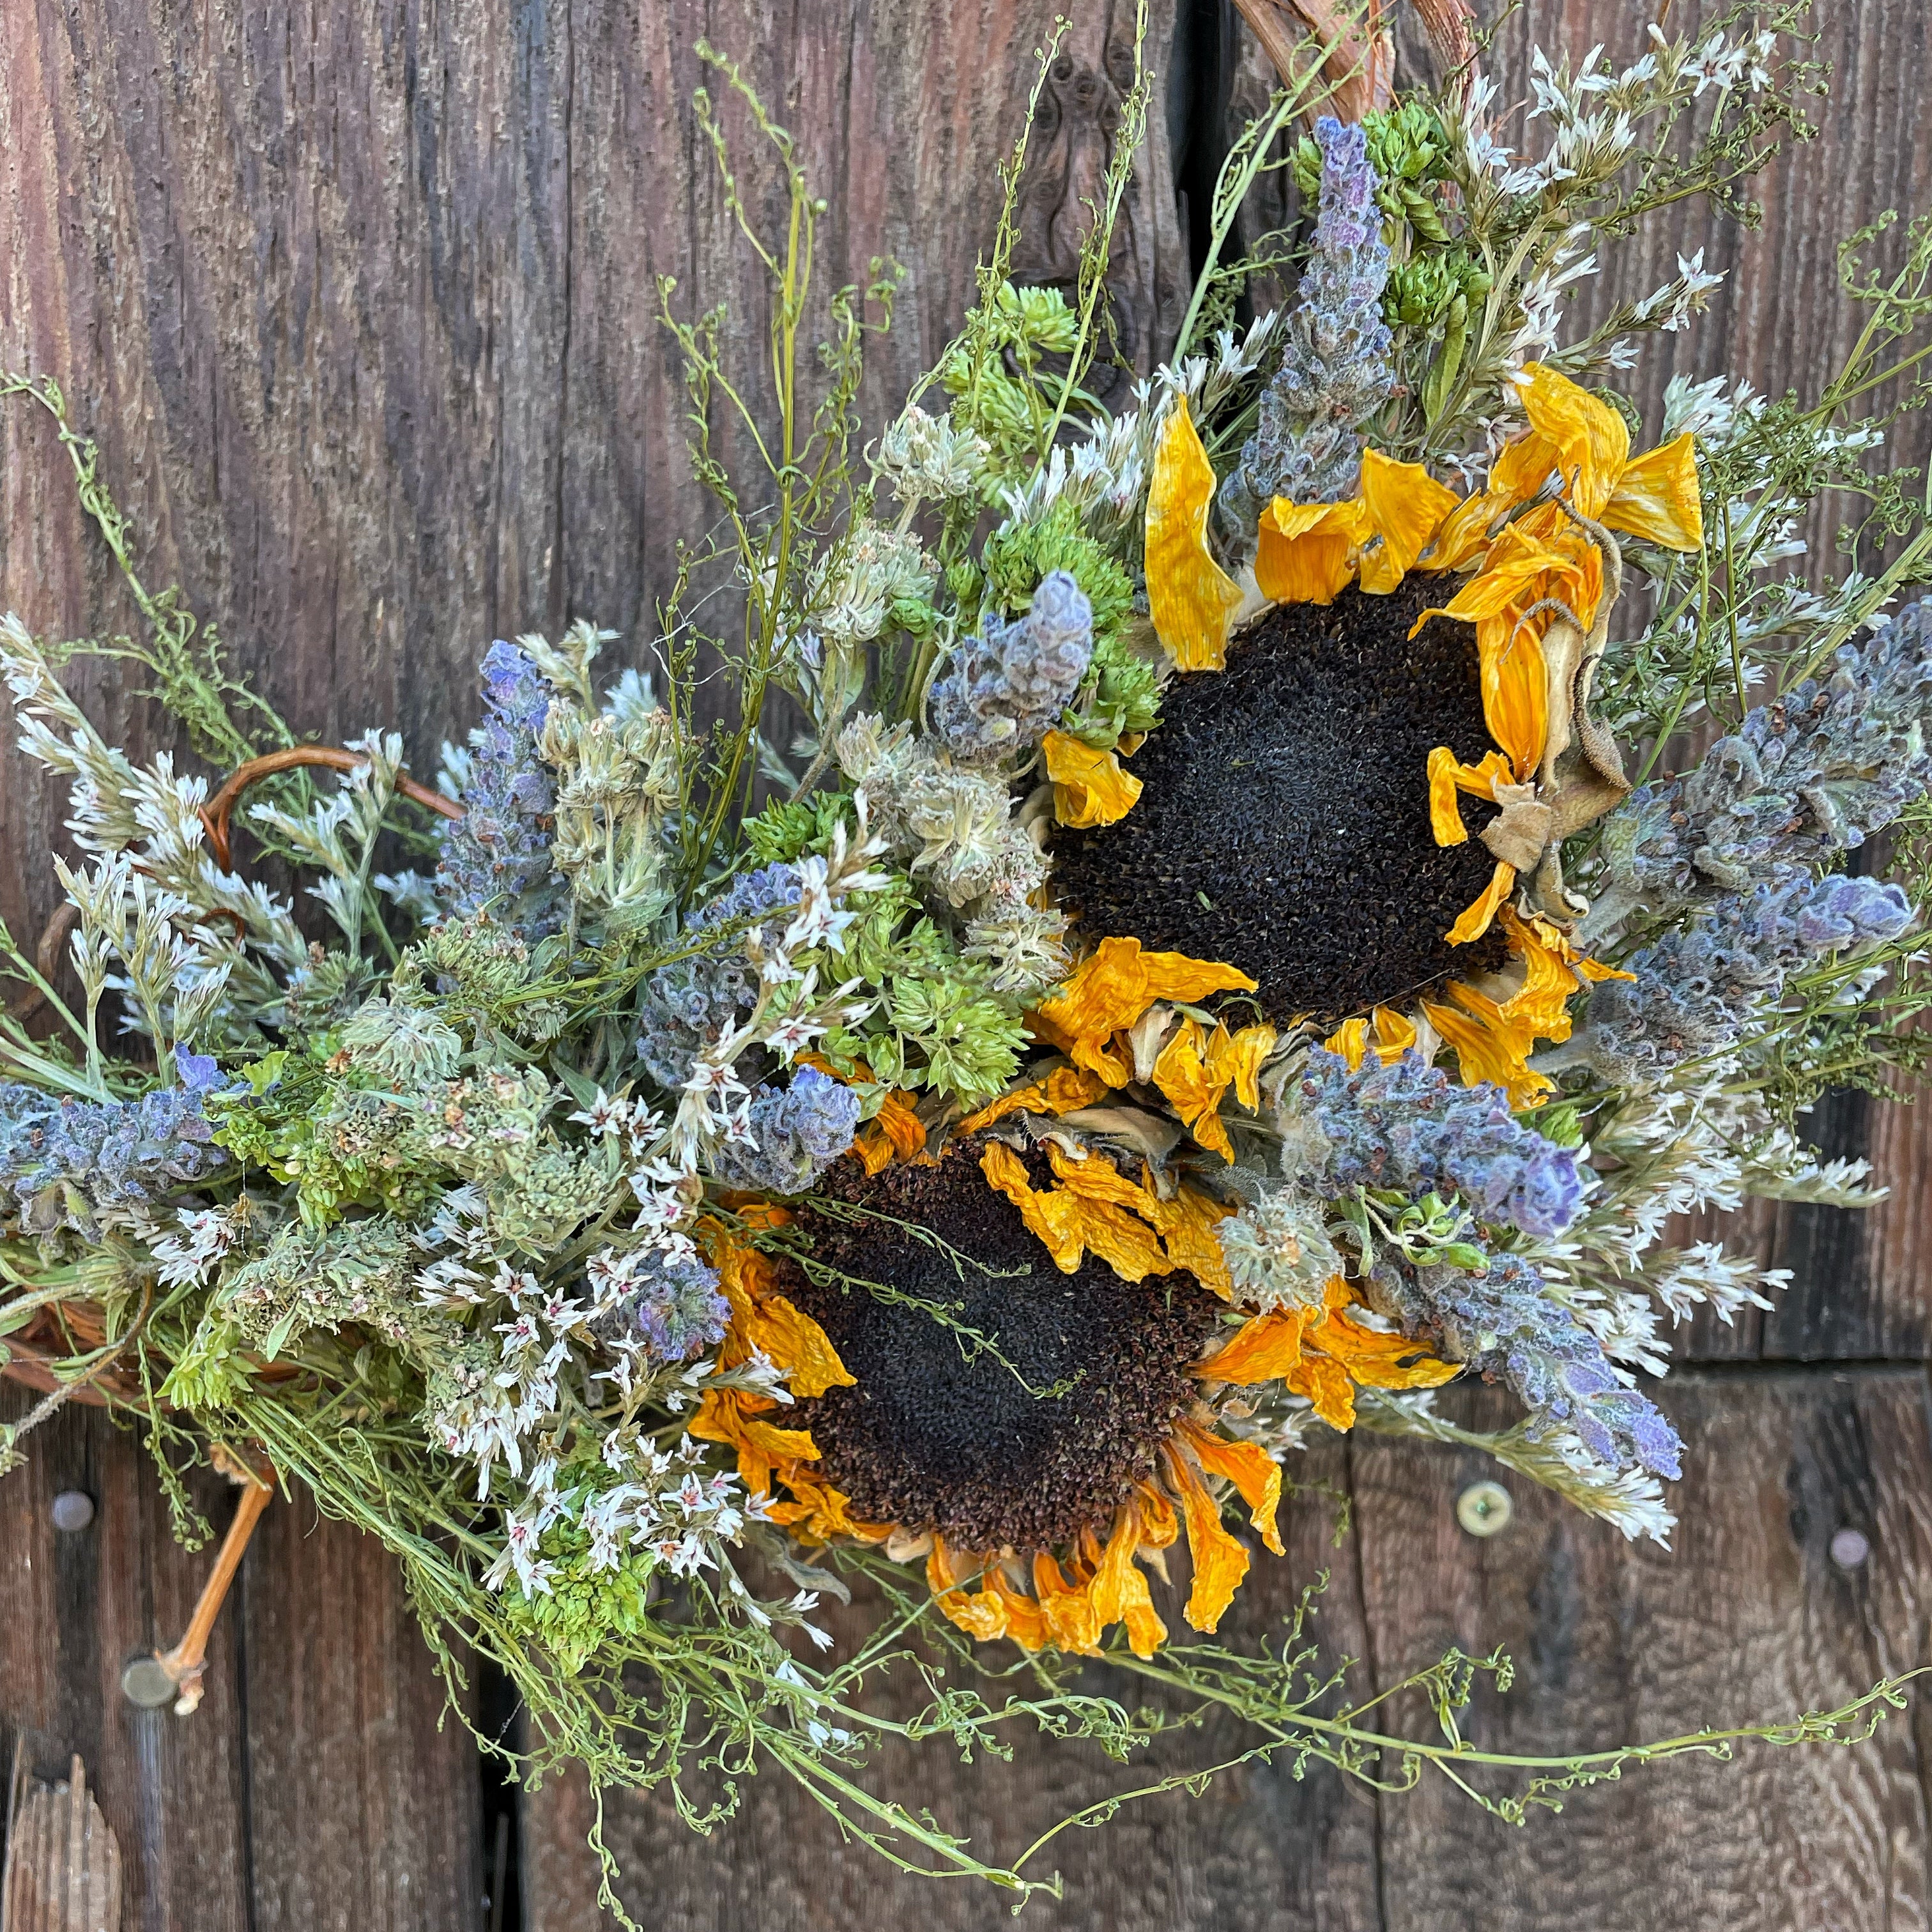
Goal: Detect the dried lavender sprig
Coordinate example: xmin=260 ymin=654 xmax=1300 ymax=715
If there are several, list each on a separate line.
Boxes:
xmin=1301 ymin=1047 xmax=1585 ymax=1239
xmin=712 ymin=1067 xmax=863 ymax=1196
xmin=1216 ymin=116 xmax=1393 ymax=553
xmin=0 ymin=1046 xmax=233 ymax=1241
xmin=1590 ymin=601 xmax=1932 ymax=941
xmin=634 ymin=864 xmax=803 ymax=1091
xmin=436 ymin=641 xmax=567 ymax=939
xmin=1367 ymin=1247 xmax=1683 ymax=1482
xmin=1551 ymin=869 xmax=1912 ymax=1084
xmin=928 ymin=569 xmax=1094 ymax=764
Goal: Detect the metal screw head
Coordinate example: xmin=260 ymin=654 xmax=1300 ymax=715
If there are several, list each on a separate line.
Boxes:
xmin=120 ymin=1655 xmax=179 ymax=1709
xmin=1830 ymin=1527 xmax=1871 ymax=1571
xmin=50 ymin=1489 xmax=95 ymax=1533
xmin=1457 ymin=1480 xmax=1514 ymax=1537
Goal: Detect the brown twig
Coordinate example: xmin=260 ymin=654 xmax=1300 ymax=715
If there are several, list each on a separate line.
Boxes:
xmin=141 ymin=1448 xmax=277 ymax=1715
xmin=4 ymin=902 xmax=79 ymax=1025
xmin=198 ymin=744 xmax=462 ymax=871
xmin=1234 ymin=0 xmax=1395 ymax=123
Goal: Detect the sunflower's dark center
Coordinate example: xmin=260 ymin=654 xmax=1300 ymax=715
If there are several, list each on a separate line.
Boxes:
xmin=1050 ymin=573 xmax=1509 ymax=1025
xmin=781 ymin=1142 xmax=1220 ymax=1555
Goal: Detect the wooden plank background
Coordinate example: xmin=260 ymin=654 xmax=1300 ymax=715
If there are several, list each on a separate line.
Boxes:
xmin=4 ymin=2 xmax=1932 ymax=1926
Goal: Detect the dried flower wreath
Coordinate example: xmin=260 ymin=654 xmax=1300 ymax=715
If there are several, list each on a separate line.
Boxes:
xmin=5 ymin=3 xmax=1930 ymax=1910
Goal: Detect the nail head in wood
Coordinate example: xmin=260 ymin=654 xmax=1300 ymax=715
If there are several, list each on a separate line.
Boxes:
xmin=1829 ymin=1527 xmax=1871 ymax=1570
xmin=1456 ymin=1480 xmax=1514 ymax=1537
xmin=49 ymin=1489 xmax=95 ymax=1533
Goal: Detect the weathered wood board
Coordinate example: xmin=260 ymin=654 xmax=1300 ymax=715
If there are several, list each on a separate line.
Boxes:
xmin=3 ymin=3 xmax=1931 ymax=1929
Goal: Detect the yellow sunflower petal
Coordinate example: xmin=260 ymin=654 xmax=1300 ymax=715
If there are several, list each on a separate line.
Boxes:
xmin=1141 ymin=947 xmax=1262 ymax=1004
xmin=1604 ymin=430 xmax=1703 ymax=550
xmin=1324 ymin=1016 xmax=1370 ymax=1068
xmin=1090 ymin=1503 xmax=1168 ymax=1659
xmin=1147 ymin=395 xmax=1244 ymax=670
xmin=742 ymin=1294 xmax=855 ymax=1400
xmin=979 ymin=1142 xmax=1088 ymax=1271
xmin=1165 ymin=1443 xmax=1251 ymax=1633
xmin=1200 ymin=1305 xmax=1311 ymax=1385
xmin=1420 ymin=997 xmax=1552 ymax=1108
xmin=1256 ymin=498 xmax=1368 ymax=605
xmin=1427 ymin=746 xmax=1516 ymax=846
xmin=1180 ymin=1419 xmax=1284 ymax=1556
xmin=1310 ymin=1306 xmax=1461 ymax=1392
xmin=1205 ymin=1021 xmax=1276 ymax=1109
xmin=1476 ymin=614 xmax=1551 ymax=779
xmin=1287 ymin=1351 xmax=1358 ymax=1429
xmin=1152 ymin=1016 xmax=1234 ymax=1160
xmin=1445 ymin=859 xmax=1516 ymax=945
xmin=927 ymin=1539 xmax=1009 ymax=1643
xmin=1510 ymin=363 xmax=1632 ymax=520
xmin=1138 ymin=1181 xmax=1237 ymax=1300
xmin=1045 ymin=729 xmax=1143 ymax=829
xmin=1368 ymin=1006 xmax=1418 ymax=1063
xmin=958 ymin=1064 xmax=1110 ymax=1133
xmin=1355 ymin=450 xmax=1461 ymax=595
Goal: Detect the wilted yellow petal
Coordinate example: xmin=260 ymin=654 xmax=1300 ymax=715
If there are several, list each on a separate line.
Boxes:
xmin=1152 ymin=1015 xmax=1232 ymax=1160
xmin=1141 ymin=948 xmax=1261 ymax=1004
xmin=1201 ymin=1306 xmax=1310 ymax=1385
xmin=1605 ymin=431 xmax=1703 ymax=550
xmin=1312 ymin=1305 xmax=1460 ymax=1391
xmin=1369 ymin=1006 xmax=1417 ymax=1063
xmin=744 ymin=1294 xmax=855 ymax=1399
xmin=1045 ymin=729 xmax=1143 ymax=829
xmin=1032 ymin=1552 xmax=1105 ymax=1655
xmin=958 ymin=1064 xmax=1110 ymax=1132
xmin=1355 ymin=450 xmax=1461 ymax=594
xmin=1147 ymin=395 xmax=1244 ymax=670
xmin=1256 ymin=497 xmax=1368 ymax=604
xmin=1180 ymin=1418 xmax=1285 ymax=1556
xmin=1165 ymin=1443 xmax=1251 ymax=1632
xmin=1138 ymin=1180 xmax=1236 ymax=1299
xmin=1505 ymin=363 xmax=1632 ymax=520
xmin=1324 ymin=1016 xmax=1370 ymax=1068
xmin=979 ymin=1142 xmax=1089 ymax=1271
xmin=1421 ymin=997 xmax=1552 ymax=1108
xmin=1288 ymin=1352 xmax=1358 ymax=1429
xmin=1444 ymin=860 xmax=1515 ymax=945
xmin=1427 ymin=746 xmax=1515 ymax=846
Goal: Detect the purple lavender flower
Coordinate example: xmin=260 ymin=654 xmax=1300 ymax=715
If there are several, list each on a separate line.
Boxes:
xmin=1218 ymin=116 xmax=1393 ymax=549
xmin=1600 ymin=601 xmax=1932 ymax=920
xmin=634 ymin=864 xmax=804 ymax=1090
xmin=1304 ymin=1047 xmax=1584 ymax=1238
xmin=436 ymin=641 xmax=566 ymax=937
xmin=1561 ymin=868 xmax=1912 ymax=1083
xmin=714 ymin=1067 xmax=863 ymax=1195
xmin=1371 ymin=1247 xmax=1683 ymax=1481
xmin=929 ymin=569 xmax=1093 ymax=763
xmin=629 ymin=1251 xmax=730 ymax=1363
xmin=0 ymin=1046 xmax=234 ymax=1242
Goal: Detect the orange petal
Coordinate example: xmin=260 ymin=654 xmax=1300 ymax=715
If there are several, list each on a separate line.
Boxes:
xmin=1146 ymin=395 xmax=1244 ymax=670
xmin=1287 ymin=1351 xmax=1358 ymax=1430
xmin=1045 ymin=729 xmax=1143 ymax=829
xmin=957 ymin=1064 xmax=1110 ymax=1133
xmin=1310 ymin=1305 xmax=1461 ymax=1392
xmin=1476 ymin=611 xmax=1550 ymax=779
xmin=1444 ymin=860 xmax=1516 ymax=945
xmin=1138 ymin=946 xmax=1261 ymax=1006
xmin=1152 ymin=1016 xmax=1234 ymax=1161
xmin=1427 ymin=746 xmax=1515 ymax=846
xmin=1605 ymin=431 xmax=1703 ymax=551
xmin=1256 ymin=498 xmax=1367 ymax=605
xmin=1355 ymin=450 xmax=1460 ymax=595
xmin=1206 ymin=1021 xmax=1276 ymax=1109
xmin=1164 ymin=1442 xmax=1251 ymax=1632
xmin=1090 ymin=1503 xmax=1169 ymax=1659
xmin=1200 ymin=1307 xmax=1310 ymax=1385
xmin=1032 ymin=1552 xmax=1105 ymax=1655
xmin=1138 ymin=1180 xmax=1238 ymax=1300
xmin=1179 ymin=1419 xmax=1284 ymax=1555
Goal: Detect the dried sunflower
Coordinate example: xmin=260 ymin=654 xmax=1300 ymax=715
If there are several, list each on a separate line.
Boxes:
xmin=1050 ymin=367 xmax=1696 ymax=1105
xmin=694 ymin=1140 xmax=1454 ymax=1655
